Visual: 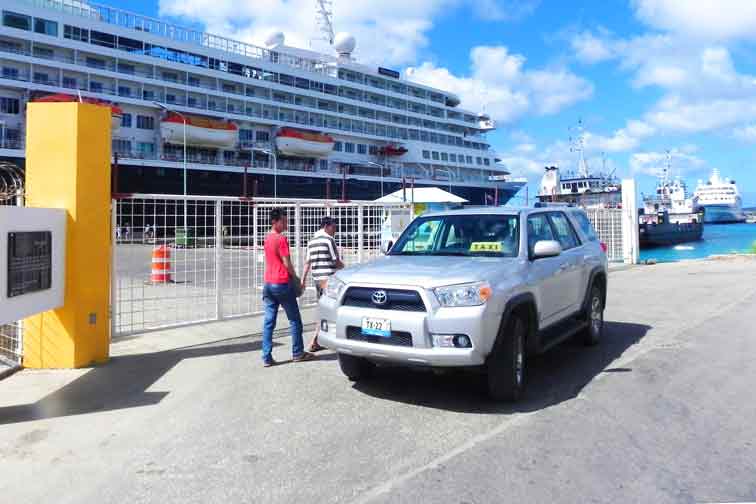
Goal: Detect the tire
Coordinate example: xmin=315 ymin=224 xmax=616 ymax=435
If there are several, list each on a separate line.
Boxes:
xmin=582 ymin=283 xmax=604 ymax=346
xmin=486 ymin=313 xmax=527 ymax=402
xmin=338 ymin=354 xmax=374 ymax=381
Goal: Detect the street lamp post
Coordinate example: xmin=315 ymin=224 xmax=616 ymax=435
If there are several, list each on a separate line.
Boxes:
xmin=154 ymin=101 xmax=188 ymax=230
xmin=251 ymin=147 xmax=277 ymax=199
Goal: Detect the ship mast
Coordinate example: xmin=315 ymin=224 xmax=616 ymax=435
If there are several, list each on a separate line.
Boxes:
xmin=315 ymin=0 xmax=335 ymax=45
xmin=569 ymin=119 xmax=589 ymax=178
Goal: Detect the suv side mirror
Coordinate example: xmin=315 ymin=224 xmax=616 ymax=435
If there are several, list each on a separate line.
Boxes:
xmin=381 ymin=240 xmax=394 ymax=255
xmin=532 ymin=240 xmax=562 ymax=259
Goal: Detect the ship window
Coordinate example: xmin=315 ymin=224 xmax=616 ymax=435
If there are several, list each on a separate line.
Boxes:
xmin=357 ymin=144 xmax=367 ymax=155
xmin=86 ymin=57 xmax=105 ymax=69
xmin=90 ymin=30 xmax=116 ymax=49
xmin=345 ymin=142 xmax=355 ymax=153
xmin=422 ymin=150 xmax=430 ymax=159
xmin=117 ymin=86 xmax=131 ymax=97
xmin=369 ymin=145 xmax=378 ymax=156
xmin=121 ymin=113 xmax=132 ymax=128
xmin=431 ymin=151 xmax=439 ymax=160
xmin=137 ymin=142 xmax=155 ymax=155
xmin=466 ymin=155 xmax=473 ymax=164
xmin=441 ymin=153 xmax=448 ymax=161
xmin=334 ymin=141 xmax=343 ymax=152
xmin=137 ymin=115 xmax=155 ymax=130
xmin=118 ymin=63 xmax=135 ymax=75
xmin=143 ymin=90 xmax=155 ymax=100
xmin=33 ymin=17 xmax=57 ymax=36
xmin=90 ymin=81 xmax=103 ymax=93
xmin=33 ymin=72 xmax=49 ymax=84
xmin=163 ymin=72 xmax=179 ymax=83
xmin=62 ymin=76 xmax=77 ymax=89
xmin=450 ymin=154 xmax=457 ymax=162
xmin=166 ymin=94 xmax=176 ymax=104
xmin=112 ymin=139 xmax=131 ymax=155
xmin=476 ymin=157 xmax=483 ymax=165
xmin=0 ymin=97 xmax=20 ymax=114
xmin=255 ymin=131 xmax=270 ymax=142
xmin=3 ymin=11 xmax=31 ymax=31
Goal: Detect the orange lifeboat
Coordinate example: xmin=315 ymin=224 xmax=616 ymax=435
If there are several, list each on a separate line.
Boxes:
xmin=380 ymin=145 xmax=408 ymax=156
xmin=160 ymin=112 xmax=239 ymax=148
xmin=275 ymin=127 xmax=335 ymax=158
xmin=31 ymin=93 xmax=123 ymax=131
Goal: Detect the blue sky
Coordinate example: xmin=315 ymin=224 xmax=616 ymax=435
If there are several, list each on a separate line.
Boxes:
xmin=116 ymin=0 xmax=756 ymax=206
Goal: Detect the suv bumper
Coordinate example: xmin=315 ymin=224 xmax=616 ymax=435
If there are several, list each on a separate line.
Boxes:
xmin=317 ymin=292 xmax=501 ymax=367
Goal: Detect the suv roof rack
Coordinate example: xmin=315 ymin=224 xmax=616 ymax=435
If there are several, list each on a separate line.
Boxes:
xmin=533 ymin=202 xmax=574 ymax=208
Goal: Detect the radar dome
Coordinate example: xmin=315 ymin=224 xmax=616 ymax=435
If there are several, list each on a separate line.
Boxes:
xmin=333 ymin=32 xmax=356 ymax=55
xmin=265 ymin=31 xmax=285 ymax=48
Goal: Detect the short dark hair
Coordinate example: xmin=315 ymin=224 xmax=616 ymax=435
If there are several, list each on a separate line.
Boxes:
xmin=270 ymin=208 xmax=287 ymax=223
xmin=321 ymin=216 xmax=336 ymax=228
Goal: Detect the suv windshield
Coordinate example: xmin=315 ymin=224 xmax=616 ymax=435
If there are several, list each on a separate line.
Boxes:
xmin=390 ymin=214 xmax=520 ymax=257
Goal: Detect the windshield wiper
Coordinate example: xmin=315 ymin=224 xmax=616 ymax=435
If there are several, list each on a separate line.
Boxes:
xmin=434 ymin=251 xmax=469 ymax=256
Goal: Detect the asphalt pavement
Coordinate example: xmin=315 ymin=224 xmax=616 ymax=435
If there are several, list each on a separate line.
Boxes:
xmin=1 ymin=257 xmax=756 ymax=503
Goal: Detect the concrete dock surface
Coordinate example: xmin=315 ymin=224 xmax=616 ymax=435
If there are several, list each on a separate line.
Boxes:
xmin=1 ymin=257 xmax=756 ymax=503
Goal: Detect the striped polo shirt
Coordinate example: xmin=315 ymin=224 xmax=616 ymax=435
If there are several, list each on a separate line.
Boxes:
xmin=307 ymin=229 xmax=339 ymax=282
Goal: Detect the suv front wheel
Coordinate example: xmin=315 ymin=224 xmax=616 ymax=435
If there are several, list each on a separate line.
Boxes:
xmin=486 ymin=313 xmax=527 ymax=402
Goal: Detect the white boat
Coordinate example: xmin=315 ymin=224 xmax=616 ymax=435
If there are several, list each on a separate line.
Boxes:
xmin=160 ymin=113 xmax=238 ymax=148
xmin=275 ymin=128 xmax=335 ymax=158
xmin=693 ymin=169 xmax=746 ymax=223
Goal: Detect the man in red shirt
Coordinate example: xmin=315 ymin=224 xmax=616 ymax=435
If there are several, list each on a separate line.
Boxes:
xmin=261 ymin=208 xmax=314 ymax=366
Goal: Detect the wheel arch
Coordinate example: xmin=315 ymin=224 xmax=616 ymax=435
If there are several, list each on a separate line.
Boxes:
xmin=496 ymin=293 xmax=539 ymax=355
xmin=583 ymin=267 xmax=607 ymax=312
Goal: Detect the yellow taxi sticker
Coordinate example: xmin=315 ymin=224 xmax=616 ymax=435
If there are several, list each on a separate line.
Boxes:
xmin=469 ymin=242 xmax=502 ymax=252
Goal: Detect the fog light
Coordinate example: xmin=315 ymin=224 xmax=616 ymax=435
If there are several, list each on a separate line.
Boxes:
xmin=320 ymin=320 xmax=329 ymax=332
xmin=432 ymin=334 xmax=455 ymax=348
xmin=454 ymin=335 xmax=472 ymax=348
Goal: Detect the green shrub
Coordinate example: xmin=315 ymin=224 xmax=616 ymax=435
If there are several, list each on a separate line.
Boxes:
xmin=752 ymin=241 xmax=756 ymax=254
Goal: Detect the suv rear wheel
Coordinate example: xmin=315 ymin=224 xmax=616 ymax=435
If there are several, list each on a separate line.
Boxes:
xmin=582 ymin=283 xmax=604 ymax=346
xmin=486 ymin=313 xmax=527 ymax=402
xmin=338 ymin=354 xmax=375 ymax=381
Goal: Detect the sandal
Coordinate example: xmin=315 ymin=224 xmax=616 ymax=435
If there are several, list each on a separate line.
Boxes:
xmin=308 ymin=343 xmax=326 ymax=353
xmin=292 ymin=352 xmax=316 ymax=362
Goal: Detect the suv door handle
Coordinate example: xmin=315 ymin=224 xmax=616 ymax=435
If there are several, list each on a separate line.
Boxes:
xmin=559 ymin=263 xmax=570 ymax=271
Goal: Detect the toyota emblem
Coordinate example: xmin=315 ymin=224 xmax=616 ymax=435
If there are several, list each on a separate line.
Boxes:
xmin=371 ymin=290 xmax=388 ymax=306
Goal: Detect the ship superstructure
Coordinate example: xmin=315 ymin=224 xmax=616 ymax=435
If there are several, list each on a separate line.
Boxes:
xmin=0 ymin=0 xmax=525 ymax=202
xmin=693 ymin=169 xmax=746 ymax=224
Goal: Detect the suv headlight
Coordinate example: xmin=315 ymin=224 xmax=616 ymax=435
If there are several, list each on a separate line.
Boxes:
xmin=325 ymin=276 xmax=346 ymax=299
xmin=434 ymin=281 xmax=492 ymax=307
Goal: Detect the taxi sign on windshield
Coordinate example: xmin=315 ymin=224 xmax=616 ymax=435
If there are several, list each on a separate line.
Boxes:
xmin=469 ymin=242 xmax=502 ymax=253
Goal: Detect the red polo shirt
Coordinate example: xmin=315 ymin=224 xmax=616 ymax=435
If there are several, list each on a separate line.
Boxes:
xmin=264 ymin=231 xmax=290 ymax=284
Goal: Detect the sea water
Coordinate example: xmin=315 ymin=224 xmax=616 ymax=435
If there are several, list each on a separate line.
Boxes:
xmin=639 ymin=223 xmax=756 ymax=262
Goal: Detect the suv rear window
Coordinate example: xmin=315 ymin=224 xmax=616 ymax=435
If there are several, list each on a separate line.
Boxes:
xmin=572 ymin=211 xmax=598 ymax=241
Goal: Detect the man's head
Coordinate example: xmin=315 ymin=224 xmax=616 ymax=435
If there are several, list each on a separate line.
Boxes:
xmin=270 ymin=208 xmax=288 ymax=232
xmin=321 ymin=216 xmax=337 ymax=236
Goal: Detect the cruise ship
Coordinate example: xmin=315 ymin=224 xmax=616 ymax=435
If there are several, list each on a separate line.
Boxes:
xmin=693 ymin=169 xmax=746 ymax=224
xmin=0 ymin=0 xmax=526 ymax=203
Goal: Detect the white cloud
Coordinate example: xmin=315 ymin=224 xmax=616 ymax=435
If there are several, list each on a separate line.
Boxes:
xmin=406 ymin=46 xmax=592 ymax=122
xmin=733 ymin=124 xmax=756 ymax=143
xmin=629 ymin=149 xmax=706 ymax=176
xmin=473 ymin=0 xmax=540 ymax=22
xmin=571 ymin=29 xmax=614 ymax=64
xmin=632 ymin=0 xmax=756 ymax=41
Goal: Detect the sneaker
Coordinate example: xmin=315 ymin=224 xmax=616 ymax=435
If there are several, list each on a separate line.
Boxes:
xmin=263 ymin=358 xmax=278 ymax=368
xmin=292 ymin=352 xmax=316 ymax=363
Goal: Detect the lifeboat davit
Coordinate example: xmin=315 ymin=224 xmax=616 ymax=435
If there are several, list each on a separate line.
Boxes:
xmin=31 ymin=93 xmax=123 ymax=132
xmin=275 ymin=128 xmax=335 ymax=158
xmin=380 ymin=145 xmax=408 ymax=156
xmin=160 ymin=112 xmax=238 ymax=148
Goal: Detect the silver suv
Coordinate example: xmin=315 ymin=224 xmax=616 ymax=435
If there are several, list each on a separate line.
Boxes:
xmin=317 ymin=206 xmax=608 ymax=401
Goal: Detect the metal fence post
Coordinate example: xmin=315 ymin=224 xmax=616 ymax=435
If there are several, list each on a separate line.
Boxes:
xmin=252 ymin=204 xmax=259 ymax=312
xmin=294 ymin=203 xmax=303 ymax=274
xmin=110 ymin=198 xmax=117 ymax=339
xmin=357 ymin=204 xmax=364 ymax=263
xmin=215 ymin=200 xmax=224 ymax=320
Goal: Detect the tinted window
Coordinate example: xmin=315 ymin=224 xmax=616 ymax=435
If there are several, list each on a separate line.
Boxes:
xmin=527 ymin=214 xmax=556 ymax=256
xmin=3 ymin=12 xmax=31 ymax=31
xmin=548 ymin=212 xmax=580 ymax=250
xmin=572 ymin=212 xmax=597 ymax=241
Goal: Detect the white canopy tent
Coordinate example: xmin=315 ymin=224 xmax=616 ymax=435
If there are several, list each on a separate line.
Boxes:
xmin=374 ymin=187 xmax=468 ymax=204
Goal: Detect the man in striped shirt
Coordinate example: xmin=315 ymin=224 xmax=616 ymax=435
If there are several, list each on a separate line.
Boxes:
xmin=302 ymin=216 xmax=344 ymax=352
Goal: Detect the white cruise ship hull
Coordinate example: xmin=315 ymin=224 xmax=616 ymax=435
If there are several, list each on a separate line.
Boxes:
xmin=701 ymin=204 xmax=746 ymax=223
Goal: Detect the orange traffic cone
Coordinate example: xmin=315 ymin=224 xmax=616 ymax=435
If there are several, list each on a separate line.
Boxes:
xmin=150 ymin=245 xmax=172 ymax=283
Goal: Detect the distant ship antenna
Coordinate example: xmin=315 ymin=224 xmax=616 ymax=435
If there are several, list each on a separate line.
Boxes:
xmin=315 ymin=0 xmax=335 ymax=45
xmin=569 ymin=119 xmax=589 ymax=178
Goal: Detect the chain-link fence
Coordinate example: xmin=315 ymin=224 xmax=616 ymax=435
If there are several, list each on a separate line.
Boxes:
xmin=585 ymin=208 xmax=624 ymax=262
xmin=112 ymin=195 xmax=411 ymax=337
xmin=1 ymin=162 xmax=24 ymax=367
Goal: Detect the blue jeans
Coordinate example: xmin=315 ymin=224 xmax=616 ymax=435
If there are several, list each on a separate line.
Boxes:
xmin=262 ymin=282 xmax=304 ymax=363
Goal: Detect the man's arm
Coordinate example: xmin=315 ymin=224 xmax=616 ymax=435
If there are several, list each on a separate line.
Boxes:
xmin=329 ymin=237 xmax=345 ymax=270
xmin=301 ymin=262 xmax=311 ymax=285
xmin=282 ymin=255 xmax=297 ymax=278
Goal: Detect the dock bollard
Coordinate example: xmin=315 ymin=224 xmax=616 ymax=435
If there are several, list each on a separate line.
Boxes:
xmin=150 ymin=245 xmax=172 ymax=283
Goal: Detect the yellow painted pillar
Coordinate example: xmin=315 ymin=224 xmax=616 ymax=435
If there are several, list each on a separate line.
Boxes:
xmin=23 ymin=102 xmax=112 ymax=368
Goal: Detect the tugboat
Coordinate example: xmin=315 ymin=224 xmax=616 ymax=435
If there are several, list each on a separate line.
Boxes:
xmin=639 ymin=152 xmax=704 ymax=247
xmin=538 ymin=120 xmax=622 ymax=208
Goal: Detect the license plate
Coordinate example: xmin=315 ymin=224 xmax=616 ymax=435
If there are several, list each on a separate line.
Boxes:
xmin=361 ymin=317 xmax=391 ymax=338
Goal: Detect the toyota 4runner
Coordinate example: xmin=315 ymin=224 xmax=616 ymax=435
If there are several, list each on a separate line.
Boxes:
xmin=317 ymin=206 xmax=608 ymax=401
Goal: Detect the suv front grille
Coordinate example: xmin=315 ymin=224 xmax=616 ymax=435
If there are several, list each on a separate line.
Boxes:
xmin=341 ymin=287 xmax=426 ymax=312
xmin=346 ymin=326 xmax=413 ymax=347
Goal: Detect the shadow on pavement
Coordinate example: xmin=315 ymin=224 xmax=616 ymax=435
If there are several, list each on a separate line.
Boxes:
xmin=0 ymin=337 xmax=277 ymax=425
xmin=351 ymin=321 xmax=651 ymax=414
